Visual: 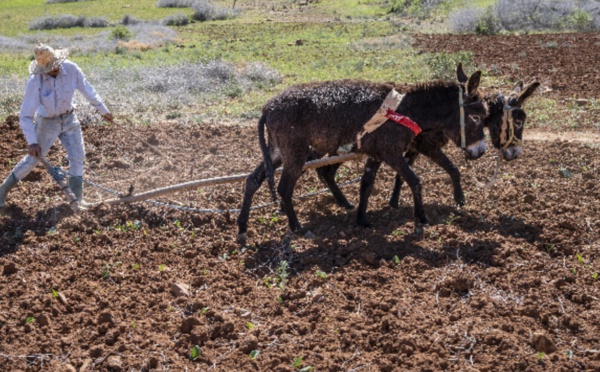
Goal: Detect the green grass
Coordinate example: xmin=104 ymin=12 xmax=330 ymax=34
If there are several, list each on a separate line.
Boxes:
xmin=0 ymin=0 xmax=175 ymax=36
xmin=0 ymin=0 xmax=532 ymax=124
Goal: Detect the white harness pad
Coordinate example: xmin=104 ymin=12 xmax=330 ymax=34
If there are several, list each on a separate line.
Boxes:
xmin=356 ymin=89 xmax=404 ymax=149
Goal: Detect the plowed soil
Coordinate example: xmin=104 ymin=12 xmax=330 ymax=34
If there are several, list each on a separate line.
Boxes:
xmin=413 ymin=32 xmax=600 ymax=99
xmin=1 ymin=32 xmax=600 ymax=372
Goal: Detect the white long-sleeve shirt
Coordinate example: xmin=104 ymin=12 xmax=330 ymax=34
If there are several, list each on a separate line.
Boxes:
xmin=19 ymin=60 xmax=109 ymax=145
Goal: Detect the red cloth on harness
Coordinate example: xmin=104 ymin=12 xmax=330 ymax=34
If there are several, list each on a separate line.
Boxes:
xmin=385 ymin=108 xmax=421 ymax=136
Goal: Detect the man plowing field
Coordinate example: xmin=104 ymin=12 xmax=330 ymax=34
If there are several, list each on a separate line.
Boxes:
xmin=0 ymin=44 xmax=113 ymax=214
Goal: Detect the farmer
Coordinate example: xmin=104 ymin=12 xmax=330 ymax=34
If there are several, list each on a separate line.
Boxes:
xmin=0 ymin=44 xmax=113 ymax=213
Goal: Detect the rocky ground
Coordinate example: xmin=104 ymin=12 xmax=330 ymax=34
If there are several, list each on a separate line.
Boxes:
xmin=1 ymin=32 xmax=599 ymax=371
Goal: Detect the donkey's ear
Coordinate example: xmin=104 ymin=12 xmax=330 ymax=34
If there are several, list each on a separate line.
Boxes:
xmin=512 ymin=81 xmax=524 ymax=93
xmin=466 ymin=71 xmax=482 ymax=97
xmin=456 ymin=62 xmax=469 ymax=84
xmin=516 ymin=81 xmax=540 ymax=106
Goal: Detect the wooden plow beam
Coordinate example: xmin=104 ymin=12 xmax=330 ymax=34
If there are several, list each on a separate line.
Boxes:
xmin=92 ymin=153 xmax=363 ymax=206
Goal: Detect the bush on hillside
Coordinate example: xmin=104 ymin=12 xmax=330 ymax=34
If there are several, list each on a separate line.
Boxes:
xmin=192 ymin=0 xmax=241 ymax=21
xmin=111 ymin=25 xmax=132 ymax=41
xmin=156 ymin=0 xmax=195 ymax=8
xmin=46 ymin=0 xmax=80 ymax=3
xmin=84 ymin=17 xmax=109 ymax=28
xmin=163 ymin=13 xmax=189 ymax=26
xmin=29 ymin=15 xmax=86 ymax=30
xmin=451 ymin=0 xmax=600 ymax=34
xmin=122 ymin=14 xmax=143 ymax=26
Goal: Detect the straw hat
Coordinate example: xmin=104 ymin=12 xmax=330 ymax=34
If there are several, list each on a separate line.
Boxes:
xmin=28 ymin=44 xmax=69 ymax=75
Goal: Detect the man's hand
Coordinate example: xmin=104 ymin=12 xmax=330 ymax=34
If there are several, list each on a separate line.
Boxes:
xmin=28 ymin=144 xmax=42 ymax=158
xmin=102 ymin=113 xmax=114 ymax=123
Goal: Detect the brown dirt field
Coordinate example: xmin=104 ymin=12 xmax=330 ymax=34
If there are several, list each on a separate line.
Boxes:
xmin=1 ymin=33 xmax=600 ymax=372
xmin=412 ymin=32 xmax=600 ymax=99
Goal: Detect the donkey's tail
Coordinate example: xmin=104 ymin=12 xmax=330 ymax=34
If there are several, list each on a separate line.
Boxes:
xmin=258 ymin=113 xmax=277 ymax=203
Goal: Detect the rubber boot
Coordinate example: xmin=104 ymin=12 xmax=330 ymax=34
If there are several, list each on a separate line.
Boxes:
xmin=0 ymin=173 xmax=19 ymax=213
xmin=68 ymin=176 xmax=89 ymax=208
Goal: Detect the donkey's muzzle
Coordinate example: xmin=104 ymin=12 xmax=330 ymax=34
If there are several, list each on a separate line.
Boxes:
xmin=502 ymin=146 xmax=522 ymax=161
xmin=464 ymin=140 xmax=487 ymax=160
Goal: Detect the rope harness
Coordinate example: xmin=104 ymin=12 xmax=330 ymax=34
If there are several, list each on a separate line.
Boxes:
xmin=500 ymin=103 xmax=522 ymax=150
xmin=459 ymin=87 xmax=466 ymax=148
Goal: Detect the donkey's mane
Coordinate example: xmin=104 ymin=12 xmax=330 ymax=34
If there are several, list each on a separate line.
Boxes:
xmin=408 ymin=80 xmax=457 ymax=93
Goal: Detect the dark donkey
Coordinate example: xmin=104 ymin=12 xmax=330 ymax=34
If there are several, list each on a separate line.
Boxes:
xmin=386 ymin=64 xmax=540 ymax=209
xmin=237 ymin=73 xmax=488 ymax=240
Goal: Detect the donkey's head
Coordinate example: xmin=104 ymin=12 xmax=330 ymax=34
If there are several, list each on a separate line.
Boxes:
xmin=449 ymin=70 xmax=488 ymax=160
xmin=457 ymin=63 xmax=540 ymax=161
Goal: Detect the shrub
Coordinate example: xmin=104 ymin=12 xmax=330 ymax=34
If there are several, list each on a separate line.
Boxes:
xmin=450 ymin=7 xmax=482 ymax=34
xmin=111 ymin=25 xmax=132 ymax=41
xmin=424 ymin=51 xmax=474 ymax=80
xmin=240 ymin=63 xmax=282 ymax=86
xmin=46 ymin=0 xmax=80 ymax=3
xmin=29 ymin=14 xmax=85 ymax=30
xmin=192 ymin=0 xmax=241 ymax=22
xmin=569 ymin=9 xmax=594 ymax=31
xmin=156 ymin=0 xmax=195 ymax=8
xmin=122 ymin=14 xmax=142 ymax=26
xmin=474 ymin=8 xmax=500 ymax=35
xmin=163 ymin=13 xmax=189 ymax=26
xmin=84 ymin=17 xmax=109 ymax=28
xmin=450 ymin=0 xmax=600 ymax=33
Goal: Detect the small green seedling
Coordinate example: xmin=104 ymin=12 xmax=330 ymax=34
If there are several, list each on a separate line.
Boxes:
xmin=537 ymin=352 xmax=545 ymax=360
xmin=159 ymin=264 xmax=166 ymax=272
xmin=51 ymin=288 xmax=59 ymax=298
xmin=577 ymin=254 xmax=584 ymax=263
xmin=200 ymin=307 xmax=210 ymax=315
xmin=592 ymin=273 xmax=598 ymax=280
xmin=263 ymin=277 xmax=272 ymax=288
xmin=131 ymin=321 xmax=136 ymax=329
xmin=315 ymin=270 xmax=327 ymax=280
xmin=567 ymin=349 xmax=573 ymax=359
xmin=299 ymin=367 xmax=314 ymax=372
xmin=249 ymin=350 xmax=260 ymax=361
xmin=246 ymin=322 xmax=255 ymax=330
xmin=277 ymin=296 xmax=283 ymax=304
xmin=190 ymin=345 xmax=202 ymax=360
xmin=293 ymin=356 xmax=303 ymax=368
xmin=132 ymin=263 xmax=139 ymax=270
xmin=25 ymin=317 xmax=35 ymax=325
xmin=393 ymin=255 xmax=400 ymax=265
xmin=220 ymin=253 xmax=227 ymax=261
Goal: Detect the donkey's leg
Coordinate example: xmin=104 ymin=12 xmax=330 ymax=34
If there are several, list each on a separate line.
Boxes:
xmin=421 ymin=147 xmax=464 ymax=206
xmin=389 ymin=153 xmax=419 ymax=209
xmin=356 ymin=157 xmax=382 ymax=227
xmin=306 ymin=149 xmax=354 ymax=210
xmin=237 ymin=158 xmax=282 ymax=241
xmin=277 ymin=160 xmax=306 ymax=233
xmin=384 ymin=155 xmax=428 ymax=232
xmin=316 ymin=163 xmax=355 ymax=210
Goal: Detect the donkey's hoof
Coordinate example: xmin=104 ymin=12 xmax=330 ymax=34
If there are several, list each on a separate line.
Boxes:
xmin=388 ymin=200 xmax=400 ymax=209
xmin=237 ymin=233 xmax=248 ymax=244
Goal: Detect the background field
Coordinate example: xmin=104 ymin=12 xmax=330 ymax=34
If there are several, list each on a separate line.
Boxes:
xmin=1 ymin=0 xmax=599 ymax=371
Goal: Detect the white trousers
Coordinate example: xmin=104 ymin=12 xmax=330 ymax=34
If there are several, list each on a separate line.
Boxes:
xmin=12 ymin=112 xmax=85 ymax=180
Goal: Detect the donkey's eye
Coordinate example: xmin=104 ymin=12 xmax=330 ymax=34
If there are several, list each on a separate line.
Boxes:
xmin=514 ymin=120 xmax=524 ymax=128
